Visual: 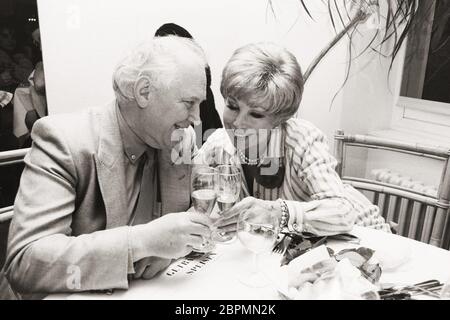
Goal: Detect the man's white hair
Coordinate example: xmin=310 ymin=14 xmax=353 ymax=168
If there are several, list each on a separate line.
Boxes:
xmin=112 ymin=36 xmax=206 ymax=103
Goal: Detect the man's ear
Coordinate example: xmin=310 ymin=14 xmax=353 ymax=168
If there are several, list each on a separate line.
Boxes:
xmin=134 ymin=75 xmax=153 ymax=109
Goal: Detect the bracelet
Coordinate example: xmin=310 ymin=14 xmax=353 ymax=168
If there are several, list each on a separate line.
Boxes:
xmin=277 ymin=199 xmax=290 ymax=231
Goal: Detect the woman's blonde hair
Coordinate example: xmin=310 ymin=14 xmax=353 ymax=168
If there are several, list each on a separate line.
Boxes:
xmin=221 ymin=42 xmax=304 ymax=122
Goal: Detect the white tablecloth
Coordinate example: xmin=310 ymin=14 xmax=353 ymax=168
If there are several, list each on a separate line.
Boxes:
xmin=46 ymin=226 xmax=450 ymax=300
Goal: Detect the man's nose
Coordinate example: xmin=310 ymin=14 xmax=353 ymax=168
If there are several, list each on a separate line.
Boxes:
xmin=188 ymin=104 xmax=201 ymax=126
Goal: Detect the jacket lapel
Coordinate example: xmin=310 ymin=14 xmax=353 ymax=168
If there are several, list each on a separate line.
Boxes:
xmin=94 ymin=102 xmax=129 ymax=229
xmin=94 ymin=104 xmax=192 ymax=222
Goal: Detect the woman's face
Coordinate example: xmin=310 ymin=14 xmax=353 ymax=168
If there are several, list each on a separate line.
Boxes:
xmin=223 ymin=96 xmax=277 ymax=158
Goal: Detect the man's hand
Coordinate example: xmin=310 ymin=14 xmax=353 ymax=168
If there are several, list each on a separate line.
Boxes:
xmin=133 ymin=257 xmax=172 ymax=280
xmin=130 ymin=211 xmax=214 ymax=262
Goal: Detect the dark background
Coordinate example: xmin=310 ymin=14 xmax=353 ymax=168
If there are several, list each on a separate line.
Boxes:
xmin=1 ymin=0 xmax=40 ymax=269
xmin=423 ymin=1 xmax=450 ymax=104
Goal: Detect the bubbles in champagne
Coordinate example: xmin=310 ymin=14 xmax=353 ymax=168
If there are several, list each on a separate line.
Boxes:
xmin=191 ymin=189 xmax=217 ymax=215
xmin=217 ymin=193 xmax=236 ymax=211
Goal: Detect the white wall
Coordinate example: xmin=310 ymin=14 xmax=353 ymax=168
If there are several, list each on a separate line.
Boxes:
xmin=44 ymin=0 xmax=441 ymax=185
xmin=37 ymin=0 xmax=352 ymax=143
xmin=336 ymin=33 xmax=447 ymax=187
xmin=340 ymin=34 xmax=406 ymax=135
xmin=331 ymin=19 xmax=406 ymax=179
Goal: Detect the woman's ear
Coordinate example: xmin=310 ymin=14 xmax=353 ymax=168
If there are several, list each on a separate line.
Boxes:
xmin=134 ymin=75 xmax=153 ymax=109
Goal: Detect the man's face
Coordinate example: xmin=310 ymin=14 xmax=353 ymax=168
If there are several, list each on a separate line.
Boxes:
xmin=141 ymin=61 xmax=206 ymax=149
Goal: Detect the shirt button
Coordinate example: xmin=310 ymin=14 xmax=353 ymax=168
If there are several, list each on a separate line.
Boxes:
xmin=131 ymin=154 xmax=136 ymax=161
xmin=293 ymin=223 xmax=299 ymax=231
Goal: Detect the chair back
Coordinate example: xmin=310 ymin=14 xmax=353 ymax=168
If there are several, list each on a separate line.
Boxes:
xmin=0 ymin=148 xmax=29 ymax=269
xmin=334 ymin=130 xmax=450 ymax=249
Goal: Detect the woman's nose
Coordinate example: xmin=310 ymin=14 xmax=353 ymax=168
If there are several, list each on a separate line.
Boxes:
xmin=233 ymin=113 xmax=247 ymax=129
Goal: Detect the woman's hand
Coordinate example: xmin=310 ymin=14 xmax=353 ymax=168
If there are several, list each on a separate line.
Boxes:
xmin=213 ymin=197 xmax=282 ymax=236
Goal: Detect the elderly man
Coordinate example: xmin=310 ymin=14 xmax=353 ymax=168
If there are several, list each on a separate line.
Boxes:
xmin=3 ymin=36 xmax=213 ymax=297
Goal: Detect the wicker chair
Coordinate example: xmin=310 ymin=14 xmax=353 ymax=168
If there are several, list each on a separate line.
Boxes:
xmin=334 ymin=130 xmax=450 ymax=250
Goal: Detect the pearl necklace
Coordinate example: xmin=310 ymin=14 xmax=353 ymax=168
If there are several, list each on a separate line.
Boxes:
xmin=237 ymin=149 xmax=265 ymax=166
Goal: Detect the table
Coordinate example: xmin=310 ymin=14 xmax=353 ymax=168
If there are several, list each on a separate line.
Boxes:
xmin=46 ymin=226 xmax=450 ymax=300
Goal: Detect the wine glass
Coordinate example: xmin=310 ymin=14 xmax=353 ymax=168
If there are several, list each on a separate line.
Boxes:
xmin=190 ymin=165 xmax=217 ymax=216
xmin=190 ymin=166 xmax=217 ymax=253
xmin=236 ymin=208 xmax=280 ymax=288
xmin=214 ymin=165 xmax=241 ymax=243
xmin=217 ymin=165 xmax=241 ymax=212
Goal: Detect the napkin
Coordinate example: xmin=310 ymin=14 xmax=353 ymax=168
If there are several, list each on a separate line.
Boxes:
xmin=372 ymin=241 xmax=412 ymax=272
xmin=272 ymin=245 xmax=330 ymax=297
xmin=273 ymin=245 xmax=379 ymax=300
xmin=289 ymin=258 xmax=379 ymax=300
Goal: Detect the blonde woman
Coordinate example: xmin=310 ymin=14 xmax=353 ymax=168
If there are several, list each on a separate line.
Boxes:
xmin=195 ymin=42 xmax=389 ymax=237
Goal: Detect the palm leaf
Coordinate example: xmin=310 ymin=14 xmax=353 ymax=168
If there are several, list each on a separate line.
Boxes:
xmin=298 ymin=0 xmax=314 ymax=20
xmin=273 ymin=0 xmax=423 ymax=81
xmin=265 ymin=0 xmax=450 ymax=104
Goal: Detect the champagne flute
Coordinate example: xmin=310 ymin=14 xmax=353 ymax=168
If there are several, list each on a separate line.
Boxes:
xmin=217 ymin=165 xmax=241 ymax=212
xmin=236 ymin=208 xmax=280 ymax=288
xmin=190 ymin=166 xmax=217 ymax=253
xmin=214 ymin=165 xmax=241 ymax=243
xmin=191 ymin=166 xmax=217 ymax=216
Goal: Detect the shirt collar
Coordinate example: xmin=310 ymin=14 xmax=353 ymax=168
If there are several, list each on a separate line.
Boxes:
xmin=116 ymin=102 xmax=148 ymax=164
xmin=223 ymin=127 xmax=284 ymax=160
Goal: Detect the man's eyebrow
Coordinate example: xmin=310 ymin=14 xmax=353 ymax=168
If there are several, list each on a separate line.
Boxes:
xmin=181 ymin=96 xmax=203 ymax=102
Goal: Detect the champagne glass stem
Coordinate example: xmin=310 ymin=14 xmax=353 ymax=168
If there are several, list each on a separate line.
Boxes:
xmin=252 ymin=253 xmax=259 ymax=274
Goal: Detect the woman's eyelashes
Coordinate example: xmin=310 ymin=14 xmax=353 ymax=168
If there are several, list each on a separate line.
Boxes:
xmin=226 ymin=103 xmax=239 ymax=111
xmin=250 ymin=112 xmax=265 ymax=119
xmin=226 ymin=104 xmax=265 ymax=119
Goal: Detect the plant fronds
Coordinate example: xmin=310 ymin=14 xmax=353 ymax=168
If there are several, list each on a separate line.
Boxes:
xmin=276 ymin=1 xmax=427 ymax=81
xmin=266 ymin=0 xmax=449 ymax=109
